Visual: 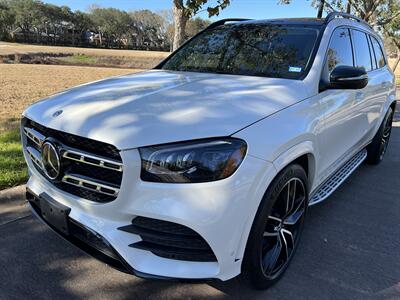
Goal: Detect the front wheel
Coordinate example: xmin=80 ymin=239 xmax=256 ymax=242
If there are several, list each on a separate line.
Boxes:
xmin=366 ymin=107 xmax=394 ymax=165
xmin=242 ymin=164 xmax=308 ymax=289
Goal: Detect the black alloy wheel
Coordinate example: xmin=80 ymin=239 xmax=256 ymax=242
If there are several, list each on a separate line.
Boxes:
xmin=367 ymin=107 xmax=394 ymax=164
xmin=261 ymin=178 xmax=306 ymax=279
xmin=379 ymin=110 xmax=393 ymax=160
xmin=243 ymin=164 xmax=308 ymax=289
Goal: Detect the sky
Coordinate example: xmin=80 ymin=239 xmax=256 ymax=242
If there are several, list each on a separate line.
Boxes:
xmin=42 ymin=0 xmax=320 ymax=20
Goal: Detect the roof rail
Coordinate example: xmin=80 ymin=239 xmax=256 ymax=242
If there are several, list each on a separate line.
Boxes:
xmin=325 ymin=12 xmax=372 ymax=29
xmin=207 ymin=18 xmax=252 ymax=29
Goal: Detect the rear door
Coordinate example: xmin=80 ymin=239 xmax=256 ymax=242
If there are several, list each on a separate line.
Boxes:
xmin=363 ymin=34 xmax=392 ymax=140
xmin=350 ymin=29 xmax=385 ymax=143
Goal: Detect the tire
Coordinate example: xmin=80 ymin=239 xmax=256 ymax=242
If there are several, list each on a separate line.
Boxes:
xmin=366 ymin=107 xmax=394 ymax=165
xmin=242 ymin=164 xmax=308 ymax=289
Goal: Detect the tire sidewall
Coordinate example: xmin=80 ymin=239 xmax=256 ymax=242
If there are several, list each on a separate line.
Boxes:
xmin=243 ymin=164 xmax=308 ymax=289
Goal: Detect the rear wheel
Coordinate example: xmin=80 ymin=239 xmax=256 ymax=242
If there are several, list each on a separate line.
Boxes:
xmin=367 ymin=107 xmax=394 ymax=165
xmin=242 ymin=164 xmax=308 ymax=289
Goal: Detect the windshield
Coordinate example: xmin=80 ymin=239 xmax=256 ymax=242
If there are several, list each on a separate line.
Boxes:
xmin=161 ymin=24 xmax=320 ymax=80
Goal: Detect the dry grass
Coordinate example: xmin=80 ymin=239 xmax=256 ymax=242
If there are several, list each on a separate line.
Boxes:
xmin=0 ymin=64 xmax=138 ymax=132
xmin=0 ymin=41 xmax=169 ymax=58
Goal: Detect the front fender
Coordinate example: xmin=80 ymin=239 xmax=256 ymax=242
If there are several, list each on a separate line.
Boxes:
xmin=272 ymin=141 xmax=317 ymax=190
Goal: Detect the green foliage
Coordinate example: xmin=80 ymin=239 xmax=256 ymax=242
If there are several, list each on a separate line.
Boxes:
xmin=185 ymin=17 xmax=211 ymax=39
xmin=0 ymin=1 xmax=15 ymax=40
xmin=0 ymin=0 xmax=179 ymax=50
xmin=0 ymin=130 xmax=28 ymax=190
xmin=184 ymin=0 xmax=231 ymax=17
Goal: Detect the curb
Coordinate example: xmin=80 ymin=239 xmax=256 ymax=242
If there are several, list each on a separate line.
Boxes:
xmin=0 ymin=185 xmax=26 ymax=204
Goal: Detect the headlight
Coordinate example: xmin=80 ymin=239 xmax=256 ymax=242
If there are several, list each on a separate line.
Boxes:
xmin=139 ymin=138 xmax=247 ymax=183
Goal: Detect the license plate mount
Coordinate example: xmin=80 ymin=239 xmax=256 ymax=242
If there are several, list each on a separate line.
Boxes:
xmin=39 ymin=193 xmax=71 ymax=235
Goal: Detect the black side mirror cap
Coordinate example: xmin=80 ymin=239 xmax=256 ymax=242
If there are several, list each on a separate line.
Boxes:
xmin=328 ymin=65 xmax=368 ymax=90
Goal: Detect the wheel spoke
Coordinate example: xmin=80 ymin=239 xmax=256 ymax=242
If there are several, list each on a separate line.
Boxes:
xmin=283 ymin=196 xmax=306 ymax=225
xmin=284 ymin=180 xmax=296 ymax=217
xmin=264 ymin=216 xmax=282 ymax=237
xmin=283 ymin=208 xmax=305 ymax=226
xmin=279 ymin=230 xmax=289 ymax=261
xmin=262 ymin=235 xmax=282 ymax=274
xmin=268 ymin=216 xmax=282 ymax=224
xmin=281 ymin=228 xmax=294 ymax=250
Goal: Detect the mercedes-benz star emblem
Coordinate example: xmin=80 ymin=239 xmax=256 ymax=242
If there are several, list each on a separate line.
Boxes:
xmin=52 ymin=110 xmax=63 ymax=117
xmin=41 ymin=141 xmax=61 ymax=180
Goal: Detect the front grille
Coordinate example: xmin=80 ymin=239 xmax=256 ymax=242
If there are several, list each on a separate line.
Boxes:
xmin=118 ymin=217 xmax=217 ymax=262
xmin=22 ymin=117 xmax=123 ymax=203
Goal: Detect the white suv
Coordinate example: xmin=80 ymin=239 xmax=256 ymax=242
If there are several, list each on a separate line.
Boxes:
xmin=22 ymin=13 xmax=396 ymax=289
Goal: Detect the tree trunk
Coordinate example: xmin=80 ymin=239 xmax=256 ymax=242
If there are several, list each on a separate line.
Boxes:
xmin=393 ymin=55 xmax=400 ymax=73
xmin=317 ymin=0 xmax=325 ymax=18
xmin=173 ymin=0 xmax=188 ymax=51
xmin=346 ymin=2 xmax=351 ymax=13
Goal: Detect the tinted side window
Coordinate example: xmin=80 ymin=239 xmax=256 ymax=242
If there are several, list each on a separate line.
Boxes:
xmin=327 ymin=28 xmax=353 ymax=73
xmin=368 ymin=36 xmax=377 ymax=69
xmin=351 ymin=30 xmax=372 ymax=71
xmin=371 ymin=36 xmax=386 ymax=68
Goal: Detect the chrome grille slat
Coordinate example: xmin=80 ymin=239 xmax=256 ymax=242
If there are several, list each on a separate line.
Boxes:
xmin=24 ymin=127 xmax=45 ymax=147
xmin=26 ymin=146 xmax=44 ymax=169
xmin=62 ymin=147 xmax=123 ymax=172
xmin=62 ymin=174 xmax=119 ymax=197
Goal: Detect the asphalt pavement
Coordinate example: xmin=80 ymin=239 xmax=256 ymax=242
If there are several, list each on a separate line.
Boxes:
xmin=0 ymin=127 xmax=399 ymax=300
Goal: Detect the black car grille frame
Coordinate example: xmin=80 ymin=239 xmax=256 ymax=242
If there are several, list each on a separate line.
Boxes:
xmin=22 ymin=117 xmax=123 ymax=203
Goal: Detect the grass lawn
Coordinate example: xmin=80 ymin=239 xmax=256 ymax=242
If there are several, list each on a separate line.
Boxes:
xmin=0 ymin=129 xmax=28 ymax=190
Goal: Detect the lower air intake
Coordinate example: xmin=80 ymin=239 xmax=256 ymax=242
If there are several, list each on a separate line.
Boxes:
xmin=118 ymin=217 xmax=217 ymax=262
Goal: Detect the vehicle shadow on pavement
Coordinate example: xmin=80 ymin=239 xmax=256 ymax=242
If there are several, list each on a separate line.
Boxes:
xmin=0 ymin=128 xmax=399 ymax=300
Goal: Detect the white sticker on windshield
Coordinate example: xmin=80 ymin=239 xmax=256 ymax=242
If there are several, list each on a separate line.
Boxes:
xmin=289 ymin=66 xmax=302 ymax=73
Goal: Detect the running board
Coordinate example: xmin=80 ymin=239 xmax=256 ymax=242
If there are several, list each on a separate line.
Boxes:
xmin=309 ymin=149 xmax=367 ymax=206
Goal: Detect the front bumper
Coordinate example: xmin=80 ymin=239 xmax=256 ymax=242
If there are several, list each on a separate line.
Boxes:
xmin=25 ymin=147 xmax=276 ymax=281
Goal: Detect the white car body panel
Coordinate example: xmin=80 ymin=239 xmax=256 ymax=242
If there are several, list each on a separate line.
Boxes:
xmin=23 ymin=70 xmax=310 ymax=149
xmin=22 ymin=17 xmax=396 ymax=281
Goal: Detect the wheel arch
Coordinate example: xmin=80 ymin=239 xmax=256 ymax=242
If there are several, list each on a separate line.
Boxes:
xmin=272 ymin=141 xmax=317 ymax=190
xmin=390 ymin=100 xmax=397 ymax=115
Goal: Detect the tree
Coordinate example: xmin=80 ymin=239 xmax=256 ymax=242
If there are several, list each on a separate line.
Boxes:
xmin=172 ymin=0 xmax=231 ymax=51
xmin=72 ymin=10 xmax=94 ymax=46
xmin=89 ymin=7 xmax=132 ymax=48
xmin=8 ymin=0 xmax=43 ymax=42
xmin=130 ymin=10 xmax=168 ymax=49
xmin=0 ymin=1 xmax=15 ymax=41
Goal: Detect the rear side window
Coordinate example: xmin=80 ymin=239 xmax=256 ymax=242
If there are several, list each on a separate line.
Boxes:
xmin=351 ymin=30 xmax=372 ymax=72
xmin=370 ymin=36 xmax=386 ymax=68
xmin=327 ymin=28 xmax=353 ymax=73
xmin=367 ymin=36 xmax=377 ymax=69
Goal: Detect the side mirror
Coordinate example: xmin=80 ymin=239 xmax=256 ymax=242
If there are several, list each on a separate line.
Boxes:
xmin=329 ymin=65 xmax=368 ymax=90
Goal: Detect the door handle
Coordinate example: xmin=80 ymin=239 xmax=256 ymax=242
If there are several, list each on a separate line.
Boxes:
xmin=381 ymin=82 xmax=389 ymax=89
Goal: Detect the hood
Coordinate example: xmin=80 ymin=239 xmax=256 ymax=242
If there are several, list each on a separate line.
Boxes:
xmin=24 ymin=70 xmax=311 ymax=150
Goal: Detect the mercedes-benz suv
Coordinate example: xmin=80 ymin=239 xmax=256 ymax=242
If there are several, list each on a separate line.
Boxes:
xmin=22 ymin=13 xmax=396 ymax=289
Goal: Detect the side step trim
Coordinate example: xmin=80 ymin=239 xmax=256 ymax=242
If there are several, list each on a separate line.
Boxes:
xmin=309 ymin=149 xmax=367 ymax=206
